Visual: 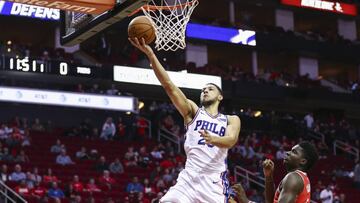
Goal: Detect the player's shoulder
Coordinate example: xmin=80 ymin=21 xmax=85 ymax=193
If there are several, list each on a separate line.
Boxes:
xmin=225 ymin=114 xmax=241 ymax=125
xmin=283 ymin=171 xmax=304 ymax=189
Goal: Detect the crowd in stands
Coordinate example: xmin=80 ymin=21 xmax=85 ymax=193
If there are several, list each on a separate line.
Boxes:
xmin=0 ymin=99 xmax=359 ymax=202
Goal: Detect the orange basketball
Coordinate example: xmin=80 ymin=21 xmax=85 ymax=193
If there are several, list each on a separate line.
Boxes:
xmin=128 ymin=16 xmax=156 ymax=44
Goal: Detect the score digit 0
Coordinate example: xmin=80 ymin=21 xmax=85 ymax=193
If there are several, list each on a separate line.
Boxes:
xmin=59 ymin=62 xmax=68 ymax=75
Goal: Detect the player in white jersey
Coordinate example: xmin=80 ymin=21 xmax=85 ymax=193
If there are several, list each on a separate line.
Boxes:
xmin=129 ymin=37 xmax=241 ymax=203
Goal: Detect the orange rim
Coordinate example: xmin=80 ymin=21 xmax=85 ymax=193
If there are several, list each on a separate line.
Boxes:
xmin=129 ymin=0 xmax=197 ymax=16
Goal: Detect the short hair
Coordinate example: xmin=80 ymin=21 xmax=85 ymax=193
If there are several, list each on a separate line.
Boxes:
xmin=206 ymin=83 xmax=223 ymax=96
xmin=299 ymin=141 xmax=319 ymax=171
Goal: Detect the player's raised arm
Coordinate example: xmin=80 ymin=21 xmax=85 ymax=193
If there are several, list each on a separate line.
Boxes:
xmin=277 ymin=172 xmax=303 ymax=203
xmin=199 ymin=115 xmax=241 ymax=148
xmin=129 ymin=37 xmax=197 ymax=119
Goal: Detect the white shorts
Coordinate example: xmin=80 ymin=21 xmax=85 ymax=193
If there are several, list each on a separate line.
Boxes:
xmin=160 ymin=168 xmax=230 ymax=203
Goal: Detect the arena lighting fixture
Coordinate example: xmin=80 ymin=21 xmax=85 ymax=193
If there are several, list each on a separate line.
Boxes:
xmin=138 ymin=101 xmax=145 ymax=110
xmin=7 ymin=40 xmax=11 ymax=45
xmin=254 ymin=111 xmax=262 ymax=118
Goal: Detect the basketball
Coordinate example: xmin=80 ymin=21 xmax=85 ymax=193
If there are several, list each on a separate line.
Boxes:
xmin=128 ymin=16 xmax=156 ymax=44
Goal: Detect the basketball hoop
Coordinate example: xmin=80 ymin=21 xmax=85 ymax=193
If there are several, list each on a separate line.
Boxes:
xmin=136 ymin=0 xmax=199 ymax=51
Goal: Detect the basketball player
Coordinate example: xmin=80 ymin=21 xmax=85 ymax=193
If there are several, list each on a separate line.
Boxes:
xmin=129 ymin=37 xmax=241 ymax=203
xmin=231 ymin=141 xmax=318 ymax=203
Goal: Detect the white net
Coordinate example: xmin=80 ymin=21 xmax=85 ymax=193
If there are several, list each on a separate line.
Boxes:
xmin=141 ymin=0 xmax=199 ymax=51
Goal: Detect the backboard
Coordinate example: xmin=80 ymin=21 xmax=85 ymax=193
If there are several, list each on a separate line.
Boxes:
xmin=60 ymin=0 xmax=151 ymax=46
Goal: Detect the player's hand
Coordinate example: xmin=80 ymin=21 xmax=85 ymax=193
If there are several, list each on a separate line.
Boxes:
xmin=262 ymin=159 xmax=274 ymax=177
xmin=198 ymin=130 xmax=215 ymax=145
xmin=128 ymin=37 xmax=154 ymax=57
xmin=231 ymin=183 xmax=249 ymax=203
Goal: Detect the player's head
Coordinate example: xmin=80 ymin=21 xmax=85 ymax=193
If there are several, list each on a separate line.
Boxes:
xmin=200 ymin=83 xmax=223 ymax=107
xmin=284 ymin=141 xmax=318 ymax=172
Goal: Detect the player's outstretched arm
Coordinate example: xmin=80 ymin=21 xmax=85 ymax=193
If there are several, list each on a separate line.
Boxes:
xmin=199 ymin=115 xmax=240 ymax=148
xmin=263 ymin=159 xmax=275 ymax=203
xmin=129 ymin=37 xmax=197 ymax=119
xmin=277 ymin=172 xmax=303 ymax=203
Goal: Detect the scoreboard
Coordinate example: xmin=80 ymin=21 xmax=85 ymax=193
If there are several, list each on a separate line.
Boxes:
xmin=0 ymin=55 xmax=111 ymax=79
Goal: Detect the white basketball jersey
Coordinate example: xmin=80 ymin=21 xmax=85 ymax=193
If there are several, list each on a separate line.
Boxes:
xmin=184 ymin=108 xmax=228 ymax=173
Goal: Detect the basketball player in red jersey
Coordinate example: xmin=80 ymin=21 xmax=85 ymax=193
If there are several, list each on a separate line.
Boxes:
xmin=231 ymin=141 xmax=318 ymax=203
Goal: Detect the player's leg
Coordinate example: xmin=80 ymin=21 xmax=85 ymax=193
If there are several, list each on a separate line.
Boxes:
xmin=195 ymin=171 xmax=230 ymax=203
xmin=160 ymin=169 xmax=196 ymax=203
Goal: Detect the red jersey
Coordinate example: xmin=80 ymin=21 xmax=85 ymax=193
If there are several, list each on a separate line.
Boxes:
xmin=273 ymin=170 xmax=311 ymax=203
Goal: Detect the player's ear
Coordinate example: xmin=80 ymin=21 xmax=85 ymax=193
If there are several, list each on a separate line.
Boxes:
xmin=218 ymin=94 xmax=223 ymax=101
xmin=300 ymin=158 xmax=307 ymax=167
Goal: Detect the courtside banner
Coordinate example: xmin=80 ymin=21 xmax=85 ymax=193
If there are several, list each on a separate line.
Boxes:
xmin=4 ymin=0 xmax=115 ymax=14
xmin=281 ymin=0 xmax=357 ymax=16
xmin=0 ymin=86 xmax=137 ymax=112
xmin=0 ymin=0 xmax=60 ymax=20
xmin=113 ymin=66 xmax=222 ymax=90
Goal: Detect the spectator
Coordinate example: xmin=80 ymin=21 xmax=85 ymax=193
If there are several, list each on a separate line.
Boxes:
xmin=79 ymin=118 xmax=92 ymax=138
xmin=354 ymin=160 xmax=360 ymax=189
xmin=317 ymin=141 xmax=329 ymax=159
xmin=175 ymin=161 xmax=184 ymax=173
xmin=138 ymin=146 xmax=150 ymax=168
xmin=143 ymin=178 xmax=155 ymax=196
xmin=155 ymin=179 xmax=166 ymax=193
xmin=89 ymin=149 xmax=99 ymax=160
xmin=48 ymin=182 xmax=65 ymax=200
xmin=124 ymin=147 xmax=138 ymax=167
xmin=150 ymin=166 xmax=162 ymax=183
xmin=9 ymin=164 xmax=26 ymax=182
xmin=15 ymin=150 xmax=30 ymax=163
xmin=137 ymin=192 xmax=151 ymax=203
xmin=109 ymin=158 xmax=124 ymax=174
xmin=71 ymin=195 xmax=82 ymax=203
xmin=117 ymin=117 xmax=126 ymax=140
xmin=75 ymin=147 xmax=89 ymax=160
xmin=15 ymin=180 xmax=31 ymax=198
xmin=6 ymin=127 xmax=24 ymax=148
xmin=151 ymin=192 xmax=164 ymax=203
xmin=71 ymin=175 xmax=84 ymax=192
xmin=30 ymin=167 xmax=42 ymax=184
xmin=85 ymin=178 xmax=101 ymax=193
xmin=25 ymin=172 xmax=35 ymax=189
xmin=31 ymin=181 xmax=47 ymax=200
xmin=136 ymin=116 xmax=148 ymax=140
xmin=0 ymin=164 xmax=9 ymax=182
xmin=64 ymin=184 xmax=77 ymax=199
xmin=32 ymin=118 xmax=45 ymax=131
xmin=160 ymin=158 xmax=175 ymax=169
xmin=276 ymin=147 xmax=286 ymax=160
xmin=56 ymin=150 xmax=75 ymax=165
xmin=150 ymin=146 xmax=163 ymax=160
xmin=0 ymin=124 xmax=11 ymax=140
xmin=162 ymin=168 xmax=173 ymax=184
xmin=100 ymin=117 xmax=116 ymax=140
xmin=1 ymin=147 xmax=14 ymax=162
xmin=304 ymin=113 xmax=314 ymax=129
xmin=98 ymin=170 xmax=116 ymax=190
xmin=94 ymin=156 xmax=109 ymax=172
xmin=126 ymin=176 xmax=144 ymax=193
xmin=320 ymin=185 xmax=333 ymax=203
xmin=43 ymin=168 xmax=58 ymax=184
xmin=50 ymin=139 xmax=63 ymax=154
